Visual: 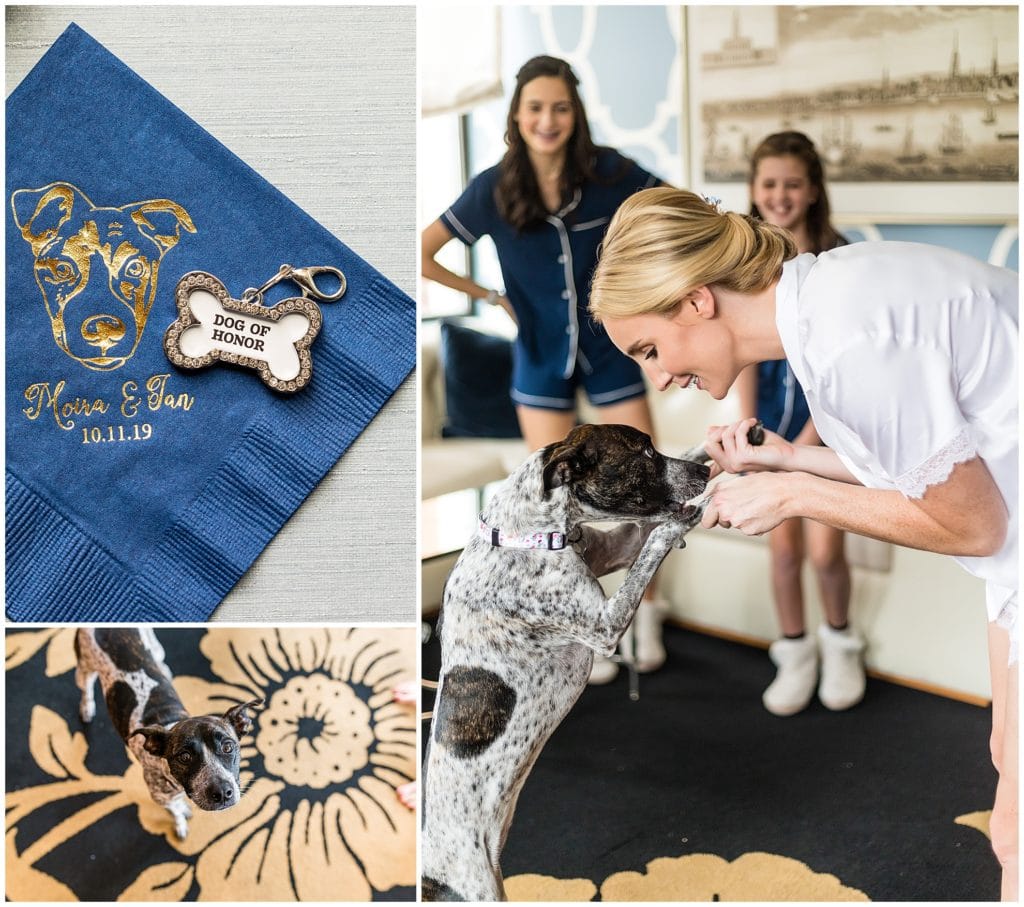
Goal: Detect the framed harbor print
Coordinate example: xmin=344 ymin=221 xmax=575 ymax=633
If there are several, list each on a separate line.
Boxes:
xmin=685 ymin=5 xmax=1018 ymax=222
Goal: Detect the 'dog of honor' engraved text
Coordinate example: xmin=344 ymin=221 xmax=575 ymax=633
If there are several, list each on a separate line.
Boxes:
xmin=22 ymin=373 xmax=195 ymax=444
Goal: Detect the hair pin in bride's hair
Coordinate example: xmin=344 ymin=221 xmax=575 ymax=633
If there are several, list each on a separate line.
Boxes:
xmin=700 ymin=193 xmax=724 ymax=213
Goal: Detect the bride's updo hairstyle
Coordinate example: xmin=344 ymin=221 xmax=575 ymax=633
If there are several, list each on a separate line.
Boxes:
xmin=589 ymin=187 xmax=797 ymax=321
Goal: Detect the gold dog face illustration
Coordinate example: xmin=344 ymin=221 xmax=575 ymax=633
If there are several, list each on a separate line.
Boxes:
xmin=11 ymin=182 xmax=196 ymax=371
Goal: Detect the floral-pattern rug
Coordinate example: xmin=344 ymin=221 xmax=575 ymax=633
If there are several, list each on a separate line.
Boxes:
xmin=6 ymin=627 xmax=417 ymax=901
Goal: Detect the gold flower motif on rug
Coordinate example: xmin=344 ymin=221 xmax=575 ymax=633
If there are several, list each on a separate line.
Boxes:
xmin=600 ymin=852 xmax=869 ymax=901
xmin=5 ymin=627 xmax=416 ymax=902
xmin=503 ymin=851 xmax=869 ymax=902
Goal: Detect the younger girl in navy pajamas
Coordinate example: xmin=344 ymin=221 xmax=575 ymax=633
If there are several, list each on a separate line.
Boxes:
xmin=422 ymin=56 xmax=666 ymax=682
xmin=736 ymin=132 xmax=861 ymax=717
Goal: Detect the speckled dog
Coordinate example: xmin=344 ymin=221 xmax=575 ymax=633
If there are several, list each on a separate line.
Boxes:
xmin=75 ymin=628 xmax=261 ymax=839
xmin=421 ymin=424 xmax=709 ymax=901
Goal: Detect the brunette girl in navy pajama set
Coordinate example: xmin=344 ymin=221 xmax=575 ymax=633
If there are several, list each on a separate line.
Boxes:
xmin=441 ymin=147 xmax=659 ymax=411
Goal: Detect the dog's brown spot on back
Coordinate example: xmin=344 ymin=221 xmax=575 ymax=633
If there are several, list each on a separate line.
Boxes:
xmin=434 ymin=665 xmax=516 ymax=758
xmin=95 ymin=628 xmax=151 ymax=672
xmin=105 ymin=680 xmax=140 ymax=740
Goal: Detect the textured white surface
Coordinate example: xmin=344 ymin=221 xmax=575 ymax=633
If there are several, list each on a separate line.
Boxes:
xmin=6 ymin=5 xmax=417 ymax=623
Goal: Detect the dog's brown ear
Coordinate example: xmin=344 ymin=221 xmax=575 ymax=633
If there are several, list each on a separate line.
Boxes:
xmin=130 ymin=725 xmax=170 ymax=757
xmin=128 ymin=199 xmax=197 ymax=254
xmin=11 ymin=182 xmax=87 ymax=257
xmin=542 ymin=442 xmax=584 ymax=496
xmin=223 ymin=699 xmax=263 ymax=737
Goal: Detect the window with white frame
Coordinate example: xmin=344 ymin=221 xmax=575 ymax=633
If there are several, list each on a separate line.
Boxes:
xmin=418 ymin=113 xmax=472 ymax=319
xmin=419 ymin=6 xmax=503 ymax=320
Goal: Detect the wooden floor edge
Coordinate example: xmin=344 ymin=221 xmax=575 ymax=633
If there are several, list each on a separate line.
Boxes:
xmin=668 ymin=617 xmax=992 ymax=708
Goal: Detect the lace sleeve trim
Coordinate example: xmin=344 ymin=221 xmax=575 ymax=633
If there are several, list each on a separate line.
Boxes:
xmin=896 ymin=426 xmax=976 ymax=499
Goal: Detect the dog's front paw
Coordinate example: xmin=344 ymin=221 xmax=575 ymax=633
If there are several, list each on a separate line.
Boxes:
xmin=672 ymin=506 xmax=702 ymax=546
xmin=651 ymin=516 xmax=691 ymax=547
xmin=166 ymin=797 xmax=192 ymax=838
xmin=79 ymin=701 xmax=96 ymax=723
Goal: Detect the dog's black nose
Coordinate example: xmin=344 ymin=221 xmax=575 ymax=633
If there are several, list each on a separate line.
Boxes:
xmin=208 ymin=782 xmax=235 ymax=806
xmin=694 ymin=463 xmax=711 ymax=480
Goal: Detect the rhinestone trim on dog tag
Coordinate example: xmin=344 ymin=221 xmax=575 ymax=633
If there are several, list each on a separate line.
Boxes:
xmin=164 ymin=265 xmax=345 ymax=393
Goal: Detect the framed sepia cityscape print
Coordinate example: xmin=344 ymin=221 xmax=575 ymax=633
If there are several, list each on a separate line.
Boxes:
xmin=685 ymin=5 xmax=1019 ymax=222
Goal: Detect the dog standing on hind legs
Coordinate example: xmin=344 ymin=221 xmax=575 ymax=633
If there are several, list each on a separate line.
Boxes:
xmin=75 ymin=628 xmax=261 ymax=839
xmin=421 ymin=424 xmax=709 ymax=901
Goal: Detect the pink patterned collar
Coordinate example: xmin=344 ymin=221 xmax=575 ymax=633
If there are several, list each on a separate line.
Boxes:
xmin=478 ymin=517 xmax=568 ymax=551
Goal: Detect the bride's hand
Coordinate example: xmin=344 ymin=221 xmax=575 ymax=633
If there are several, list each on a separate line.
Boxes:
xmin=704 ymin=417 xmax=793 ymax=478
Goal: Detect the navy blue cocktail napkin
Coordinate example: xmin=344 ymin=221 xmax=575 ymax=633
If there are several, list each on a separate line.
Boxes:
xmin=6 ymin=24 xmax=416 ymax=621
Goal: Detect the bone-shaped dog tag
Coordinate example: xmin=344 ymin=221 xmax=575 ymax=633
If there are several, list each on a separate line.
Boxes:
xmin=165 ymin=271 xmax=332 ymax=392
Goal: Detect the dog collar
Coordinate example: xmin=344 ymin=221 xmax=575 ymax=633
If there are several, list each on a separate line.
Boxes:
xmin=478 ymin=517 xmax=568 ymax=551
